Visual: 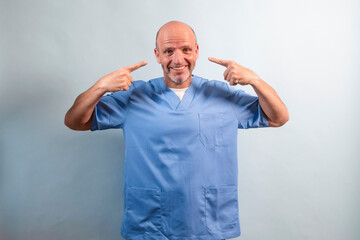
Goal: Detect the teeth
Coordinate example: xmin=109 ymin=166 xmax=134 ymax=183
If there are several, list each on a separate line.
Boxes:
xmin=172 ymin=66 xmax=186 ymax=70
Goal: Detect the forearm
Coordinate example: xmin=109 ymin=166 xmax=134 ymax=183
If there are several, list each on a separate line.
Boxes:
xmin=64 ymin=82 xmax=107 ymax=131
xmin=251 ymin=77 xmax=289 ymax=127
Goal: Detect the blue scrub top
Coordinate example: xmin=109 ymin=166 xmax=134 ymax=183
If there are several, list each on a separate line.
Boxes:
xmin=91 ymin=75 xmax=268 ymax=240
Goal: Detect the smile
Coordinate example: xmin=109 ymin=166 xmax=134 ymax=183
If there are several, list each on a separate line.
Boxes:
xmin=170 ymin=66 xmax=187 ymax=70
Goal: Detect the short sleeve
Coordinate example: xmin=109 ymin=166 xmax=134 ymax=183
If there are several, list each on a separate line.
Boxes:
xmin=228 ymin=86 xmax=269 ymax=129
xmin=91 ymin=86 xmax=134 ymax=131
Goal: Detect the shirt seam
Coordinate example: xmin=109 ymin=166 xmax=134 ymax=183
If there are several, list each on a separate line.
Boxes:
xmin=227 ymin=84 xmax=243 ymax=129
xmin=122 ymin=84 xmax=136 ymax=128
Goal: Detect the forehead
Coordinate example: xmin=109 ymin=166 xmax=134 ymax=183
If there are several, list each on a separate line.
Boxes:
xmin=157 ymin=24 xmax=196 ymax=48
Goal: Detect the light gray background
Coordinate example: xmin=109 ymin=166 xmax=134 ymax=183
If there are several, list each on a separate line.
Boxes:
xmin=1 ymin=0 xmax=359 ymax=240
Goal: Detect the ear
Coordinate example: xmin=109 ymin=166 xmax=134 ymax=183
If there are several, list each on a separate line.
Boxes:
xmin=195 ymin=44 xmax=199 ymax=60
xmin=154 ymin=48 xmax=161 ymax=64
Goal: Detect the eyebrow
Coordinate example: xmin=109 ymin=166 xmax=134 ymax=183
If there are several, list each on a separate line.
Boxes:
xmin=163 ymin=45 xmax=194 ymax=50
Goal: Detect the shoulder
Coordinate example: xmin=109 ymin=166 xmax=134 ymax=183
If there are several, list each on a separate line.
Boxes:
xmin=132 ymin=80 xmax=147 ymax=89
xmin=194 ymin=75 xmax=236 ymax=96
xmin=194 ymin=75 xmax=231 ymax=90
xmin=134 ymin=78 xmax=162 ymax=90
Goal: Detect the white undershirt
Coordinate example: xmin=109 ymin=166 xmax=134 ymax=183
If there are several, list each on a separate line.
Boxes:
xmin=169 ymin=87 xmax=189 ymax=101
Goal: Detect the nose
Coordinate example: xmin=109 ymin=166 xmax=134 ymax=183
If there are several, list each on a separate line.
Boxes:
xmin=172 ymin=50 xmax=183 ymax=64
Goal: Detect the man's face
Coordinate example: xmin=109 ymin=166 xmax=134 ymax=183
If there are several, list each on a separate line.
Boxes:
xmin=154 ymin=23 xmax=199 ymax=87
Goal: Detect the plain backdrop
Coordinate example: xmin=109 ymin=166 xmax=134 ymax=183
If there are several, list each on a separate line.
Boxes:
xmin=1 ymin=0 xmax=359 ymax=240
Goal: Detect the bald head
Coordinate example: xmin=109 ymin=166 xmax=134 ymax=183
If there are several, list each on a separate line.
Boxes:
xmin=155 ymin=21 xmax=197 ymax=49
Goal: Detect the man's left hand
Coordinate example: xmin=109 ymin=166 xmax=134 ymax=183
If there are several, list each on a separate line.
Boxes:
xmin=208 ymin=57 xmax=260 ymax=86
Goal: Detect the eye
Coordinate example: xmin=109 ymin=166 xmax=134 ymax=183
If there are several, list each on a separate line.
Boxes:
xmin=164 ymin=49 xmax=173 ymax=54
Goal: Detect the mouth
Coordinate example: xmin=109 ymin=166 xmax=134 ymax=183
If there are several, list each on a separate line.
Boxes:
xmin=171 ymin=66 xmax=186 ymax=70
xmin=169 ymin=65 xmax=187 ymax=72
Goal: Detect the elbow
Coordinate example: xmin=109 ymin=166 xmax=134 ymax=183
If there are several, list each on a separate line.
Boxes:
xmin=277 ymin=114 xmax=290 ymax=127
xmin=64 ymin=114 xmax=76 ymax=130
xmin=64 ymin=113 xmax=70 ymax=128
xmin=64 ymin=120 xmax=91 ymax=131
xmin=269 ymin=111 xmax=290 ymax=128
xmin=64 ymin=113 xmax=91 ymax=131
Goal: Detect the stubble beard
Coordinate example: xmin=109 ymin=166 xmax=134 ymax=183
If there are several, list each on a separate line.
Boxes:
xmin=163 ymin=64 xmax=194 ymax=86
xmin=169 ymin=72 xmax=191 ymax=85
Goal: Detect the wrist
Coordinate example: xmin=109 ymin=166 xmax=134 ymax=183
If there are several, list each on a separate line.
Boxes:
xmin=93 ymin=79 xmax=109 ymax=94
xmin=249 ymin=76 xmax=262 ymax=88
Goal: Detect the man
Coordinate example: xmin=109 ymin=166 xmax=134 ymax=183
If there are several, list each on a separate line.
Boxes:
xmin=65 ymin=21 xmax=289 ymax=240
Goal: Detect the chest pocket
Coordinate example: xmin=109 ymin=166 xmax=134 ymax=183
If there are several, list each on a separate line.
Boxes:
xmin=198 ymin=112 xmax=225 ymax=147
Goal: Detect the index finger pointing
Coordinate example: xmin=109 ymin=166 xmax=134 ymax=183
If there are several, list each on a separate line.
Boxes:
xmin=125 ymin=61 xmax=148 ymax=72
xmin=208 ymin=57 xmax=230 ymax=67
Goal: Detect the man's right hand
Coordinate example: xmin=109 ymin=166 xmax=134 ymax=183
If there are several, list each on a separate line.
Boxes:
xmin=97 ymin=61 xmax=148 ymax=92
xmin=64 ymin=60 xmax=148 ymax=130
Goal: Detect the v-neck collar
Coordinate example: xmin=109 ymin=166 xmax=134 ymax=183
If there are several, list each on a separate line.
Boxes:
xmin=155 ymin=75 xmax=202 ymax=111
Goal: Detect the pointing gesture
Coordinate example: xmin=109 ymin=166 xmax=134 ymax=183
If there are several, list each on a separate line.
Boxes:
xmin=208 ymin=57 xmax=260 ymax=86
xmin=64 ymin=60 xmax=147 ymax=130
xmin=125 ymin=61 xmax=148 ymax=73
xmin=98 ymin=61 xmax=148 ymax=92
